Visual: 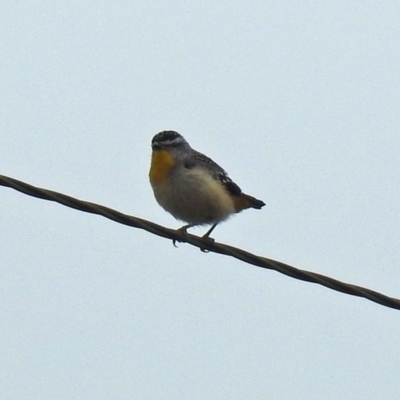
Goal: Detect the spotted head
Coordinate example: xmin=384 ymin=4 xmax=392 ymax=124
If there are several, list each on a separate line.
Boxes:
xmin=151 ymin=131 xmax=190 ymax=151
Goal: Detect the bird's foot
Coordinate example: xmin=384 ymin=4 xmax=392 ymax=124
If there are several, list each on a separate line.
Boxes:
xmin=200 ymin=233 xmax=215 ymax=253
xmin=172 ymin=224 xmax=216 ymax=252
xmin=173 ymin=225 xmax=191 ymax=247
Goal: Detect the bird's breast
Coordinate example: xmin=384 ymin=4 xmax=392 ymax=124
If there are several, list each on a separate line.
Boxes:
xmin=149 ymin=150 xmax=176 ymax=185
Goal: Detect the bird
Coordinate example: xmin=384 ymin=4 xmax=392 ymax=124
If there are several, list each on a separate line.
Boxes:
xmin=149 ymin=130 xmax=265 ymax=239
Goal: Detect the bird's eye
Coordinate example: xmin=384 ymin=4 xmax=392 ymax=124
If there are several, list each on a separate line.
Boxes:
xmin=184 ymin=161 xmax=195 ymax=169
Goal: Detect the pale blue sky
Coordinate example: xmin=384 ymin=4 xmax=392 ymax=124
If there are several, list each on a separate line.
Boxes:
xmin=1 ymin=2 xmax=400 ymax=399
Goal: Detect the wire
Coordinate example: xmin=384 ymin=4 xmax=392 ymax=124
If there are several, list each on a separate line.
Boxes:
xmin=1 ymin=173 xmax=399 ymax=311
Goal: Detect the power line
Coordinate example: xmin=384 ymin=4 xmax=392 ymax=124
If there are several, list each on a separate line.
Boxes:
xmin=1 ymin=173 xmax=399 ymax=311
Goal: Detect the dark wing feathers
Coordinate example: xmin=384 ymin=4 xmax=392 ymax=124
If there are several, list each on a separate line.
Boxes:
xmin=192 ymin=151 xmax=243 ymax=196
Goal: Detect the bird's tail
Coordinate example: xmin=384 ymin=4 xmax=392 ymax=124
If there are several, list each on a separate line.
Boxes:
xmin=233 ymin=193 xmax=265 ymax=212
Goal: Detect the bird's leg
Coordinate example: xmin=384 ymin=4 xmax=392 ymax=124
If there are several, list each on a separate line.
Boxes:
xmin=203 ymin=223 xmax=218 ymax=239
xmin=199 ymin=223 xmax=218 ymax=252
xmin=173 ymin=223 xmax=217 ymax=251
xmin=173 ymin=224 xmax=194 ymax=247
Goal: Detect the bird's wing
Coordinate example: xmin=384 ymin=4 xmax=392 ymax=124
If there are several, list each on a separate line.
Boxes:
xmin=191 ymin=151 xmax=243 ymax=196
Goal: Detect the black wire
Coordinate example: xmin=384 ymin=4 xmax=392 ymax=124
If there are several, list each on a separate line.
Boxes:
xmin=1 ymin=173 xmax=399 ymax=311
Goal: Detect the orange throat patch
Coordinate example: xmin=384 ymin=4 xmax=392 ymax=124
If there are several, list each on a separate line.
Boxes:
xmin=149 ymin=149 xmax=176 ymax=184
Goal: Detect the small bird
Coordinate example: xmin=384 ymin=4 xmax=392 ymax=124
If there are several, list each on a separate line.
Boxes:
xmin=149 ymin=130 xmax=265 ymax=239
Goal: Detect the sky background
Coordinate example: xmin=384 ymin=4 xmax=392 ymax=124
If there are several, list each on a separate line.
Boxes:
xmin=1 ymin=1 xmax=400 ymax=399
